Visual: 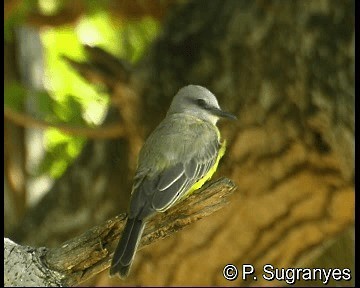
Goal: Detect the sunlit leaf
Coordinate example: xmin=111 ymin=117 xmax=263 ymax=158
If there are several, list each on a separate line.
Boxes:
xmin=36 ymin=129 xmax=86 ymax=178
xmin=33 ymin=5 xmax=161 ymax=179
xmin=38 ymin=0 xmax=64 ymax=16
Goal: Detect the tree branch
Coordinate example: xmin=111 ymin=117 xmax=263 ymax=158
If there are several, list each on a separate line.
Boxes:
xmin=4 ymin=107 xmax=125 ymax=139
xmin=4 ymin=178 xmax=237 ymax=287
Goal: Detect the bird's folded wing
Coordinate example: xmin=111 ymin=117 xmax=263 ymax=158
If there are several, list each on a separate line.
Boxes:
xmin=151 ymin=141 xmax=219 ymax=212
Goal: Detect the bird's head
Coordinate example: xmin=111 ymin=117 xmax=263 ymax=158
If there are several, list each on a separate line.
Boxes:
xmin=167 ymin=85 xmax=237 ymax=125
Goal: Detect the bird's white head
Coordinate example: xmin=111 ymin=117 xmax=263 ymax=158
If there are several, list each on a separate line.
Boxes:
xmin=166 ymin=85 xmax=236 ymax=125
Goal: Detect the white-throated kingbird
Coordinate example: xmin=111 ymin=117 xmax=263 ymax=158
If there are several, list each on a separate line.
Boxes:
xmin=110 ymin=85 xmax=236 ymax=278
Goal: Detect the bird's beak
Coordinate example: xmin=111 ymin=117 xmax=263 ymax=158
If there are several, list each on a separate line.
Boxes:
xmin=208 ymin=106 xmax=237 ymax=120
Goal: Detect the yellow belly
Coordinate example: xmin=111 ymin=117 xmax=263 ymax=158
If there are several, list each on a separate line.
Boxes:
xmin=183 ymin=139 xmax=226 ymax=197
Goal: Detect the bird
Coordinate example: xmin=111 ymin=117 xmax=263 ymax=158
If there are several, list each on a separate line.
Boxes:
xmin=110 ymin=84 xmax=236 ymax=278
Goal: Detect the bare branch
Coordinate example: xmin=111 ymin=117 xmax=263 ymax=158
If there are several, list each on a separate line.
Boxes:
xmin=4 ymin=178 xmax=237 ymax=287
xmin=4 ymin=107 xmax=125 ymax=139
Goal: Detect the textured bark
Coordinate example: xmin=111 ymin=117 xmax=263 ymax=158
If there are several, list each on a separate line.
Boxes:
xmin=113 ymin=1 xmax=354 ymax=286
xmin=4 ymin=179 xmax=236 ymax=286
xmin=4 ymin=238 xmax=63 ymax=287
xmin=9 ymin=0 xmax=354 ymax=287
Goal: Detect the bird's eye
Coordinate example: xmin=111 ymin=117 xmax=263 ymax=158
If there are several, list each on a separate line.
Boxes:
xmin=196 ymin=98 xmax=206 ymax=107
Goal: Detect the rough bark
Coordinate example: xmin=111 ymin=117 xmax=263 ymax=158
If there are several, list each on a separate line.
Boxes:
xmin=4 ymin=238 xmax=62 ymax=287
xmin=8 ymin=0 xmax=354 ymax=287
xmin=5 ymin=179 xmax=236 ymax=286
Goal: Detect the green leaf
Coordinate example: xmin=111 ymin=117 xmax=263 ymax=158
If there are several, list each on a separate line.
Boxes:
xmin=36 ymin=130 xmax=86 ymax=178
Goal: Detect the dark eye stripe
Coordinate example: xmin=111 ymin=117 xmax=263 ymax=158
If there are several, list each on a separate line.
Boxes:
xmin=196 ymin=98 xmax=207 ymax=107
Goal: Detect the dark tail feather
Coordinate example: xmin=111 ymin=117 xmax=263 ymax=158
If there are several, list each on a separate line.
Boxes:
xmin=110 ymin=217 xmax=145 ymax=278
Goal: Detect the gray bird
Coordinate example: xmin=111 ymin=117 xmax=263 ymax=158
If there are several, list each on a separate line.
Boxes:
xmin=110 ymin=85 xmax=236 ymax=278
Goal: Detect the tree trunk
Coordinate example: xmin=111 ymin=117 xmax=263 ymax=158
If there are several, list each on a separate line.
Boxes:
xmin=10 ymin=0 xmax=354 ymax=286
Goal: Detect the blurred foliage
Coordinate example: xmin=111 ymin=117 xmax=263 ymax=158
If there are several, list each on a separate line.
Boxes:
xmin=4 ymin=81 xmax=27 ymax=111
xmin=4 ymin=0 xmax=162 ymax=179
xmin=37 ymin=0 xmax=66 ymax=16
xmin=4 ymin=0 xmax=32 ymax=41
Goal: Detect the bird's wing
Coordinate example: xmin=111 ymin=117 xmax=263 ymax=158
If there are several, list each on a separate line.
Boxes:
xmin=128 ymin=137 xmax=219 ymax=219
xmin=151 ymin=137 xmax=219 ymax=212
